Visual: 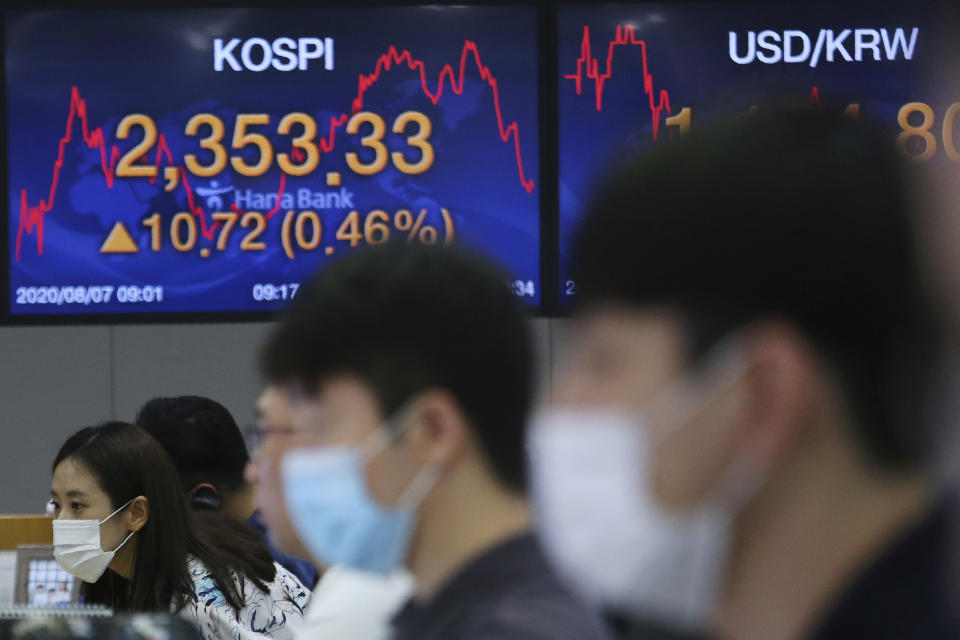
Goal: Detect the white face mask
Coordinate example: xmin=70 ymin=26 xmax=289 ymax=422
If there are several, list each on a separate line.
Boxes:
xmin=529 ymin=348 xmax=758 ymax=633
xmin=53 ymin=499 xmax=136 ymax=583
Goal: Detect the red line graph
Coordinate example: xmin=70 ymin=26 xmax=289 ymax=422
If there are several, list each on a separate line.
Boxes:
xmin=15 ymin=39 xmax=534 ymax=261
xmin=564 ymin=24 xmax=673 ymax=141
xmin=562 ymin=26 xmax=831 ymax=141
xmin=316 ymin=39 xmax=535 ymax=195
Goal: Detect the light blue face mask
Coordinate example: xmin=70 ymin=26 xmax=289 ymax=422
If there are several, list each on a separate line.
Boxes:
xmin=281 ymin=410 xmax=440 ymax=574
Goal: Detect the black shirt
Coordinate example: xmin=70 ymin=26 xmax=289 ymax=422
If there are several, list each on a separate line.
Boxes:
xmin=808 ymin=501 xmax=960 ymax=639
xmin=391 ymin=532 xmax=611 ymax=640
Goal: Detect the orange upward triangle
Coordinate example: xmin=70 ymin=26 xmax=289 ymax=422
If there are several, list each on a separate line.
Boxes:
xmin=100 ymin=222 xmax=138 ymax=253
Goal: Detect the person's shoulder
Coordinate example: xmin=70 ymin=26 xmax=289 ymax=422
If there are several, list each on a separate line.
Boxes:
xmin=449 ymin=533 xmax=610 ymax=640
xmin=180 ymin=555 xmax=231 ymax=610
xmin=309 ymin=567 xmax=412 ymax=621
xmin=184 ymin=554 xmax=212 ymax=580
xmin=267 ymin=561 xmax=312 ymax=610
xmin=247 ymin=511 xmax=319 ymax=589
xmin=272 ymin=561 xmax=309 ymax=591
xmin=464 ymin=580 xmax=610 ymax=640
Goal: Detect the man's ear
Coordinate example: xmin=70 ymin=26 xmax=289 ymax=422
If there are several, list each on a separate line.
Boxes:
xmin=406 ymin=389 xmax=472 ymax=470
xmin=651 ymin=321 xmax=816 ymax=509
xmin=734 ymin=321 xmax=816 ymax=471
xmin=127 ymin=496 xmax=150 ymax=533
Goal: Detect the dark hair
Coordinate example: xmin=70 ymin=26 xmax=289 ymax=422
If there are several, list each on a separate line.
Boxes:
xmin=135 ymin=396 xmax=249 ymax=496
xmin=261 ymin=243 xmax=533 ymax=492
xmin=573 ymin=110 xmax=942 ymax=471
xmin=52 ymin=422 xmax=276 ymax=613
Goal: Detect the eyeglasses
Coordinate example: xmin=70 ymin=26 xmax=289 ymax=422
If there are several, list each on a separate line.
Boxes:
xmin=243 ymin=424 xmax=296 ymax=457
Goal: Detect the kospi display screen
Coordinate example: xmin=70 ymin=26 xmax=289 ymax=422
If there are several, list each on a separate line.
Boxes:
xmin=6 ymin=6 xmax=541 ymax=316
xmin=557 ymin=3 xmax=948 ymax=303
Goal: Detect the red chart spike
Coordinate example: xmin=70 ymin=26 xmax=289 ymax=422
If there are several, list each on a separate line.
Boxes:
xmin=15 ymin=39 xmax=535 ymax=261
xmin=564 ymin=24 xmax=673 ymax=141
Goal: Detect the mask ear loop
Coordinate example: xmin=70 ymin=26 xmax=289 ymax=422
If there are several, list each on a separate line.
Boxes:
xmin=99 ymin=498 xmax=139 ymax=553
xmin=97 ymin=498 xmax=136 ymax=525
xmin=358 ymin=398 xmax=419 ymax=463
xmin=648 ymin=335 xmax=752 ymax=444
xmin=359 ymin=426 xmax=396 ymax=462
xmin=111 ymin=529 xmax=137 ymax=554
xmin=690 ymin=338 xmax=770 ymax=508
xmin=357 ymin=398 xmax=442 ymax=509
xmin=645 ymin=334 xmax=763 ymax=508
xmin=396 ymin=464 xmax=441 ymax=509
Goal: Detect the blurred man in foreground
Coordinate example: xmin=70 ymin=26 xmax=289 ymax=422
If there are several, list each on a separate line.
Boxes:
xmin=531 ymin=111 xmax=960 ymax=640
xmin=257 ymin=244 xmax=609 ymax=640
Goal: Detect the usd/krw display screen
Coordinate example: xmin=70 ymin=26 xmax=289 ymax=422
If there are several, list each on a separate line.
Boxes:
xmin=557 ymin=3 xmax=948 ymax=303
xmin=7 ymin=6 xmax=540 ymax=315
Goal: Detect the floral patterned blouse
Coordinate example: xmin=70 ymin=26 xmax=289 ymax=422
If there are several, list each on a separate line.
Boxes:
xmin=177 ymin=555 xmax=310 ymax=640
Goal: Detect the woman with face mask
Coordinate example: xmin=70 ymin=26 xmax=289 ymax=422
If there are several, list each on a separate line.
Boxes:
xmin=49 ymin=422 xmax=310 ymax=640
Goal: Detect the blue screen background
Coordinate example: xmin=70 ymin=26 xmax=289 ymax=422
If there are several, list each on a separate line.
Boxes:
xmin=557 ymin=3 xmax=942 ymax=303
xmin=6 ymin=6 xmax=541 ymax=314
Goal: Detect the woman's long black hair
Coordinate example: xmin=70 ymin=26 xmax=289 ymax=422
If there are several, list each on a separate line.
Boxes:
xmin=52 ymin=422 xmax=277 ymax=613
